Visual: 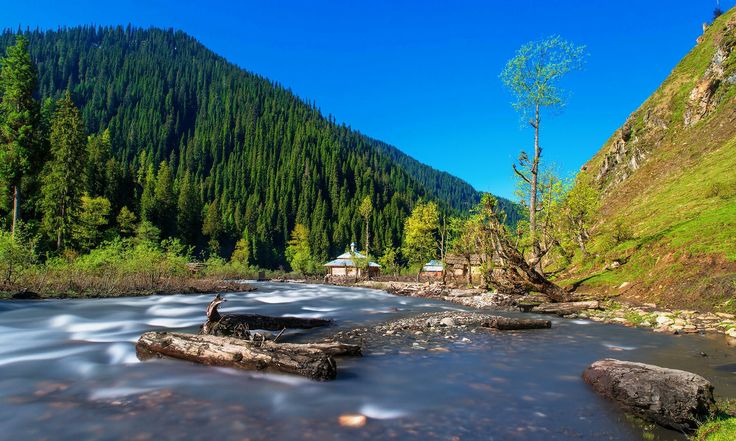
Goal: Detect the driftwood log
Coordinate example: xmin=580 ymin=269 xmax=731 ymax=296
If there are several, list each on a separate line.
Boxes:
xmin=423 ymin=313 xmax=552 ymax=331
xmin=530 ymin=301 xmax=601 ymax=316
xmin=136 ymin=331 xmax=361 ymax=381
xmin=481 ymin=316 xmax=551 ymax=330
xmin=582 ymin=359 xmax=715 ymax=433
xmin=202 ymin=294 xmax=332 ymax=337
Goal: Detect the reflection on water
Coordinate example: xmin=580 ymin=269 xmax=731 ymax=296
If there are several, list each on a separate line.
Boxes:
xmin=0 ymin=282 xmax=734 ymax=440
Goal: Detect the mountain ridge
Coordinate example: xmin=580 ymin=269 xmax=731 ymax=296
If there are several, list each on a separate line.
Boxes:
xmin=0 ymin=25 xmax=517 ymax=266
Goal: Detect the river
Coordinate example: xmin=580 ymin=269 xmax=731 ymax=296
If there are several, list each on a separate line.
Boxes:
xmin=1 ymin=282 xmax=734 ymax=440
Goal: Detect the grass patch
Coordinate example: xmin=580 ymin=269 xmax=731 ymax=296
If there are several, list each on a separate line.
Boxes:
xmin=695 ymin=418 xmax=736 ymax=441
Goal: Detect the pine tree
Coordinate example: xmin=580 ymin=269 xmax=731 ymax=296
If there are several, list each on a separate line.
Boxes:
xmin=176 ymin=171 xmax=201 ymax=245
xmin=116 ymin=206 xmax=137 ymax=237
xmin=139 ymin=164 xmax=156 ymax=222
xmin=85 ymin=129 xmax=112 ymax=197
xmin=41 ymin=91 xmax=87 ymax=249
xmin=72 ymin=194 xmax=111 ymax=251
xmin=151 ymin=161 xmax=176 ymax=237
xmin=202 ymin=200 xmax=223 ymax=256
xmin=0 ymin=35 xmax=38 ymax=237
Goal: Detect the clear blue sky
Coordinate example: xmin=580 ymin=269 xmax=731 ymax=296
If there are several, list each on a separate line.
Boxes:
xmin=3 ymin=0 xmax=733 ymax=199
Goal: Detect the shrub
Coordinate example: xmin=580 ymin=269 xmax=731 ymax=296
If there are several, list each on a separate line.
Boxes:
xmin=0 ymin=231 xmax=35 ymax=285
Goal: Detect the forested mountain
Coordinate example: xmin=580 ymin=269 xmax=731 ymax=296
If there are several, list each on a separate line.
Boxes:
xmin=558 ymin=8 xmax=736 ymax=309
xmin=0 ymin=25 xmax=516 ymax=267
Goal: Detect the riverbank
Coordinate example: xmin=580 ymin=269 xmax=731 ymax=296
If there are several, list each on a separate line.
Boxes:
xmin=348 ymin=280 xmax=736 ymax=340
xmin=0 ymin=277 xmax=255 ymax=300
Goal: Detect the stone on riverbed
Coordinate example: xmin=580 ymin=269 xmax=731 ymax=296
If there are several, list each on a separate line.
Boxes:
xmin=582 ymin=358 xmax=715 ymax=433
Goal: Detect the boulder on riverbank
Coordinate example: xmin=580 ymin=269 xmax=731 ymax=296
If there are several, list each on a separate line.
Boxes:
xmin=582 ymin=358 xmax=715 ymax=433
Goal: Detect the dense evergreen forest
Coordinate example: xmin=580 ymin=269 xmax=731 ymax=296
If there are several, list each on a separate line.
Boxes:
xmin=0 ymin=25 xmax=518 ymax=268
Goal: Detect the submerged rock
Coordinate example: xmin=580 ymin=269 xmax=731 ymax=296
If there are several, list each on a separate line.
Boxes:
xmin=582 ymin=358 xmax=715 ymax=433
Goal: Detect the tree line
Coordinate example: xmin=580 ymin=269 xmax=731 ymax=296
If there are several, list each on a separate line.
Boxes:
xmin=0 ymin=27 xmax=521 ymax=268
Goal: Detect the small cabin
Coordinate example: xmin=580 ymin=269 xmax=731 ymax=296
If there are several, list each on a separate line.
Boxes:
xmin=419 ymin=260 xmax=444 ymax=279
xmin=445 ymin=254 xmax=483 ymax=282
xmin=324 ymin=243 xmax=380 ymax=278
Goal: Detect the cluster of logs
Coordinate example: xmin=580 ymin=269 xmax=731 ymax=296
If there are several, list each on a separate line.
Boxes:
xmin=136 ymin=294 xmax=360 ymax=381
xmin=136 ymin=293 xmax=553 ymax=381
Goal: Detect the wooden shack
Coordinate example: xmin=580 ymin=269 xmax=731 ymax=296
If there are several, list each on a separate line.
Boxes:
xmin=445 ymin=254 xmax=483 ymax=283
xmin=419 ymin=260 xmax=444 ymax=279
xmin=324 ymin=243 xmax=380 ymax=279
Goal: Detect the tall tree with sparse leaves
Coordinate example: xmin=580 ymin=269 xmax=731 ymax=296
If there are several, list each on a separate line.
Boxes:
xmin=358 ymin=195 xmax=373 ymax=257
xmin=500 ymin=35 xmax=585 ymax=271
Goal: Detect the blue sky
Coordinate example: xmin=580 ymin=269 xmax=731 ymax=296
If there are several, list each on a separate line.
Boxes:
xmin=3 ymin=0 xmax=733 ymax=199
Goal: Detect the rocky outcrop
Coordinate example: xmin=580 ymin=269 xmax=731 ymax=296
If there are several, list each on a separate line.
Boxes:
xmin=684 ymin=46 xmax=729 ymax=127
xmin=594 ymin=111 xmax=663 ymax=190
xmin=582 ymin=359 xmax=715 ymax=433
xmin=595 ymin=13 xmax=735 ymax=191
xmin=685 ymin=15 xmax=736 ymax=126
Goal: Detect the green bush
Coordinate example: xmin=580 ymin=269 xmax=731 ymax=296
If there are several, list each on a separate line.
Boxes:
xmin=0 ymin=231 xmax=35 ymax=285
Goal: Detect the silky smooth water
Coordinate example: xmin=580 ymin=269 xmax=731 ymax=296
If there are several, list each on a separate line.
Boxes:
xmin=0 ymin=282 xmax=734 ymax=440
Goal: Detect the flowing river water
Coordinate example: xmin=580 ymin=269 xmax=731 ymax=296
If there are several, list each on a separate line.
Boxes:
xmin=1 ymin=282 xmax=734 ymax=440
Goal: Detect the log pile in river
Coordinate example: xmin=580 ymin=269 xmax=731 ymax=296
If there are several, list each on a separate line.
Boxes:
xmin=136 ymin=295 xmax=551 ymax=381
xmin=136 ymin=294 xmax=355 ymax=380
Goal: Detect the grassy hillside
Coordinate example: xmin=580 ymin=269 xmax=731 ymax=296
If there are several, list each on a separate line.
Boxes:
xmin=558 ymin=8 xmax=736 ymax=310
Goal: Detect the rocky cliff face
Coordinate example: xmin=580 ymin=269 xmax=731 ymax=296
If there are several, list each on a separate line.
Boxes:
xmin=592 ymin=12 xmax=736 ymax=193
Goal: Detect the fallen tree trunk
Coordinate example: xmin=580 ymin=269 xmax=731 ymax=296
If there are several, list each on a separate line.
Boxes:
xmin=474 ymin=196 xmax=570 ymax=302
xmin=259 ymin=340 xmax=362 ymax=356
xmin=203 ymin=314 xmax=332 ymax=337
xmin=136 ymin=331 xmax=359 ymax=381
xmin=202 ymin=295 xmax=333 ymax=337
xmin=480 ymin=316 xmax=551 ymax=330
xmin=530 ymin=301 xmax=601 ymax=316
xmin=582 ymin=358 xmax=715 ymax=433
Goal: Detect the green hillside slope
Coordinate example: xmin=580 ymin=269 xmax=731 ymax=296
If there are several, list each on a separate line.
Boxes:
xmin=560 ymin=8 xmax=736 ymax=310
xmin=0 ymin=26 xmax=515 ymax=267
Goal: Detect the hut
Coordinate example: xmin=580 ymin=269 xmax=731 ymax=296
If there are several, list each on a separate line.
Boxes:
xmin=419 ymin=260 xmax=444 ymax=279
xmin=445 ymin=254 xmax=483 ymax=282
xmin=324 ymin=243 xmax=380 ymax=279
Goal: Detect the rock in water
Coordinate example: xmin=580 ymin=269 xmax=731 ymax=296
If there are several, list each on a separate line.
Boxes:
xmin=582 ymin=358 xmax=715 ymax=432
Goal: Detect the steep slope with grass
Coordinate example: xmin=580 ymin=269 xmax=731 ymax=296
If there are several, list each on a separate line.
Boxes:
xmin=559 ymin=9 xmax=736 ymax=310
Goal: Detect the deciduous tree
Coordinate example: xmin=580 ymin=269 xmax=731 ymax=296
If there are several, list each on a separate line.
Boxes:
xmin=500 ymin=35 xmax=585 ymax=271
xmin=285 ymin=223 xmax=313 ymax=274
xmin=402 ymin=201 xmax=439 ymax=277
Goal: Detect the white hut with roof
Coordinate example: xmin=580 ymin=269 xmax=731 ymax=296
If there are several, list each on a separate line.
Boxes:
xmin=324 ymin=243 xmax=380 ymax=278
